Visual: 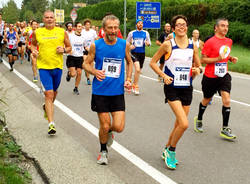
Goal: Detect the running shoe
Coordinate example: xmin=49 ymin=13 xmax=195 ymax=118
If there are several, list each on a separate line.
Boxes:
xmin=33 ymin=76 xmax=38 ymax=83
xmin=66 ymin=71 xmax=71 ymax=82
xmin=73 ymin=87 xmax=79 ymax=95
xmin=48 ymin=123 xmax=56 ymax=135
xmin=107 ymin=131 xmax=114 ymax=147
xmin=87 ymin=78 xmax=91 ymax=85
xmin=165 ymin=148 xmax=176 ymax=170
xmin=10 ymin=68 xmax=13 ymax=72
xmin=0 ymin=58 xmax=2 ymax=63
xmin=162 ymin=149 xmax=178 ymax=165
xmin=132 ymin=84 xmax=140 ymax=95
xmin=220 ymin=127 xmax=236 ymax=140
xmin=97 ymin=151 xmax=108 ymax=165
xmin=20 ymin=60 xmax=23 ymax=64
xmin=194 ymin=116 xmax=203 ymax=133
xmin=43 ymin=104 xmax=48 ymax=120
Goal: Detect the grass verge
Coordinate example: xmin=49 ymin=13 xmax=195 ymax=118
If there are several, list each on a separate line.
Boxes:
xmin=0 ymin=115 xmax=32 ymax=184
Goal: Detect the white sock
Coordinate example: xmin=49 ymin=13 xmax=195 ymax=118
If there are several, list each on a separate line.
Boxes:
xmin=49 ymin=122 xmax=55 ymax=127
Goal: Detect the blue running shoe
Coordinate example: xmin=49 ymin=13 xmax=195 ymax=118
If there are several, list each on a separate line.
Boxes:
xmin=162 ymin=149 xmax=178 ymax=165
xmin=165 ymin=148 xmax=176 ymax=170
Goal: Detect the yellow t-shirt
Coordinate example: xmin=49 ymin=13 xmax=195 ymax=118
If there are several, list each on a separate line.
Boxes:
xmin=35 ymin=27 xmax=65 ymax=69
xmin=25 ymin=26 xmax=32 ymax=33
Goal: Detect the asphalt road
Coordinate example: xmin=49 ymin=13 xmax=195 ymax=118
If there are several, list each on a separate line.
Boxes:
xmin=1 ymin=56 xmax=250 ymax=184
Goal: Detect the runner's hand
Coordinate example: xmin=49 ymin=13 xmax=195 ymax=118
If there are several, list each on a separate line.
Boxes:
xmin=32 ymin=50 xmax=39 ymax=58
xmin=124 ymin=80 xmax=132 ymax=90
xmin=94 ymin=69 xmax=105 ymax=81
xmin=192 ymin=67 xmax=200 ymax=77
xmin=230 ymin=56 xmax=238 ymax=64
xmin=163 ymin=75 xmax=173 ymax=85
xmin=145 ymin=40 xmax=150 ymax=46
xmin=56 ymin=46 xmax=64 ymax=54
xmin=130 ymin=45 xmax=135 ymax=50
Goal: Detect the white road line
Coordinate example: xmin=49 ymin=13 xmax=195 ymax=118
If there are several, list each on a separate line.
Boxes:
xmin=141 ymin=74 xmax=250 ymax=107
xmin=2 ymin=59 xmax=177 ymax=184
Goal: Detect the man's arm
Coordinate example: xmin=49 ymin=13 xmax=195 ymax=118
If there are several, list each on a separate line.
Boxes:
xmin=30 ymin=31 xmax=38 ymax=57
xmin=192 ymin=45 xmax=202 ymax=78
xmin=125 ymin=41 xmax=133 ymax=80
xmin=63 ymin=31 xmax=71 ymax=53
xmin=201 ymin=54 xmax=224 ymax=64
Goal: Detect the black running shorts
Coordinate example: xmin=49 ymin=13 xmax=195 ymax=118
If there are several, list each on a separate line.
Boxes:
xmin=164 ymin=84 xmax=193 ymax=106
xmin=91 ymin=94 xmax=125 ymax=112
xmin=18 ymin=42 xmax=25 ymax=47
xmin=66 ymin=55 xmax=83 ymax=69
xmin=131 ymin=52 xmax=145 ymax=69
xmin=6 ymin=48 xmax=18 ymax=56
xmin=201 ymin=73 xmax=231 ymax=98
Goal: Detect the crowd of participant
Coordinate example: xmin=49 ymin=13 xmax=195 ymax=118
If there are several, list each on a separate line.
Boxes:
xmin=0 ymin=11 xmax=238 ymax=170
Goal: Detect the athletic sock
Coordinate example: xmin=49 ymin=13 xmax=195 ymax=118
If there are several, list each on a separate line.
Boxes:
xmin=100 ymin=143 xmax=107 ymax=152
xmin=198 ymin=102 xmax=207 ymax=120
xmin=222 ymin=106 xmax=231 ymax=127
xmin=169 ymin=146 xmax=176 ymax=152
xmin=48 ymin=122 xmax=55 ymax=127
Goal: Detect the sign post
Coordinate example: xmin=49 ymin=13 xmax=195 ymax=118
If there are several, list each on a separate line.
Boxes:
xmin=70 ymin=8 xmax=78 ymax=24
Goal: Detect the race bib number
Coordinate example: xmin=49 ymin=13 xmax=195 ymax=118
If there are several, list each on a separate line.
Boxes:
xmin=215 ymin=62 xmax=227 ymax=77
xmin=9 ymin=39 xmax=16 ymax=45
xmin=102 ymin=57 xmax=122 ymax=78
xmin=134 ymin=38 xmax=144 ymax=47
xmin=20 ymin=36 xmax=25 ymax=42
xmin=174 ymin=67 xmax=191 ymax=87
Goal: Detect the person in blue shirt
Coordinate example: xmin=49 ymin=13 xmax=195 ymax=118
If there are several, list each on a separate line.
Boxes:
xmin=83 ymin=14 xmax=133 ymax=165
xmin=126 ymin=19 xmax=151 ymax=95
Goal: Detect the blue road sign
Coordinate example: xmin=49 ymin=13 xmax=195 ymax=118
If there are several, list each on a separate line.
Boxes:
xmin=136 ymin=2 xmax=161 ymax=29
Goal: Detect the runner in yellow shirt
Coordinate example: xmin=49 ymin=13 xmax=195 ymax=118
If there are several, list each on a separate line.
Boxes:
xmin=31 ymin=10 xmax=71 ymax=135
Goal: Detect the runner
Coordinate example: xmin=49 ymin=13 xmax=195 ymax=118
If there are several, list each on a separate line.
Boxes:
xmin=4 ymin=23 xmax=19 ymax=71
xmin=65 ymin=22 xmax=74 ymax=36
xmin=31 ymin=10 xmax=71 ymax=135
xmin=0 ymin=13 xmax=5 ymax=63
xmin=83 ymin=15 xmax=133 ymax=165
xmin=66 ymin=22 xmax=86 ymax=95
xmin=126 ymin=18 xmax=151 ymax=95
xmin=17 ymin=21 xmax=26 ymax=64
xmin=27 ymin=20 xmax=39 ymax=82
xmin=156 ymin=23 xmax=171 ymax=81
xmin=194 ymin=18 xmax=238 ymax=140
xmin=150 ymin=15 xmax=202 ymax=169
xmin=190 ymin=29 xmax=204 ymax=50
xmin=81 ymin=19 xmax=97 ymax=85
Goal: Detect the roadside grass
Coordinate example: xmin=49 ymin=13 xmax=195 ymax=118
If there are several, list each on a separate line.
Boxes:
xmin=0 ymin=99 xmax=31 ymax=184
xmin=146 ymin=40 xmax=250 ymax=74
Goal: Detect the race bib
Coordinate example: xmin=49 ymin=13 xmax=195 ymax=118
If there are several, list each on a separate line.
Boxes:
xmin=134 ymin=38 xmax=144 ymax=47
xmin=102 ymin=57 xmax=122 ymax=78
xmin=214 ymin=62 xmax=227 ymax=77
xmin=174 ymin=67 xmax=191 ymax=87
xmin=86 ymin=39 xmax=92 ymax=48
xmin=9 ymin=39 xmax=16 ymax=45
xmin=20 ymin=36 xmax=25 ymax=42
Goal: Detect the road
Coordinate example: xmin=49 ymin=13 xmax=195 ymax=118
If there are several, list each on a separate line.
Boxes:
xmin=1 ymin=56 xmax=250 ymax=184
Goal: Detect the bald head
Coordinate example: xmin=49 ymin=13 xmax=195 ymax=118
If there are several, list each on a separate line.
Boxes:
xmin=43 ymin=10 xmax=55 ymax=29
xmin=192 ymin=29 xmax=200 ymax=39
xmin=164 ymin=23 xmax=171 ymax=33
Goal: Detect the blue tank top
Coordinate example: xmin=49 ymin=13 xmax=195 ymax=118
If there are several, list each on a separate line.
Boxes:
xmin=131 ymin=30 xmax=148 ymax=53
xmin=7 ymin=31 xmax=17 ymax=49
xmin=92 ymin=38 xmax=126 ymax=96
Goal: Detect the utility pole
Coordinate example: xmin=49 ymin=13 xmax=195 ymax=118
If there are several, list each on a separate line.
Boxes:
xmin=124 ymin=0 xmax=126 ymax=38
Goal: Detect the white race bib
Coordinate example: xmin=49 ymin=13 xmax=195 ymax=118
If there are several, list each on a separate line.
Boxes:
xmin=20 ymin=36 xmax=25 ymax=42
xmin=214 ymin=62 xmax=227 ymax=77
xmin=174 ymin=67 xmax=191 ymax=87
xmin=134 ymin=38 xmax=144 ymax=47
xmin=102 ymin=57 xmax=122 ymax=78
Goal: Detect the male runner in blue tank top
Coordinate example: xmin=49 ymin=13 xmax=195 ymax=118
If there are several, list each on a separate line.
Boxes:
xmin=83 ymin=15 xmax=133 ymax=165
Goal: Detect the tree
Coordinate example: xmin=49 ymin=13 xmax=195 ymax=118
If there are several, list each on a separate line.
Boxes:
xmin=20 ymin=0 xmax=49 ymax=22
xmin=2 ymin=0 xmax=20 ymax=23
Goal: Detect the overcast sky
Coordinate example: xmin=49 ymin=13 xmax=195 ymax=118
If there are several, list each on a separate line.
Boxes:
xmin=0 ymin=0 xmax=23 ymax=9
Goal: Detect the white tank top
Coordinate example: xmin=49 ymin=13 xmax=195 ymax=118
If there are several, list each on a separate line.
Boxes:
xmin=69 ymin=33 xmax=86 ymax=57
xmin=164 ymin=38 xmax=194 ymax=87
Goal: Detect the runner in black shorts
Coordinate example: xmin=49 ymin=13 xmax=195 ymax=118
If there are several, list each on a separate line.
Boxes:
xmin=0 ymin=13 xmax=4 ymax=63
xmin=66 ymin=22 xmax=86 ymax=95
xmin=83 ymin=15 xmax=132 ymax=165
xmin=194 ymin=18 xmax=238 ymax=140
xmin=150 ymin=15 xmax=201 ymax=170
xmin=126 ymin=19 xmax=151 ymax=95
xmin=156 ymin=23 xmax=171 ymax=81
